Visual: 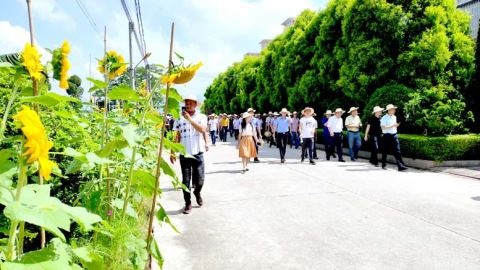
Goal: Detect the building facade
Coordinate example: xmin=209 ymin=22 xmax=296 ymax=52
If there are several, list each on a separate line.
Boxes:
xmin=457 ymin=0 xmax=480 ymax=38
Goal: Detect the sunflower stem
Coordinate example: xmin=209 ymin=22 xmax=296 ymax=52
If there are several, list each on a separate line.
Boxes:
xmin=0 ymin=85 xmax=18 ymax=144
xmin=6 ymin=161 xmax=28 ymax=261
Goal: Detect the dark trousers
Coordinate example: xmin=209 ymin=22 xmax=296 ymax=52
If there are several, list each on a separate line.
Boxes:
xmin=210 ymin=130 xmax=217 ymax=145
xmin=301 ymin=138 xmax=314 ymax=160
xmin=221 ymin=127 xmax=228 ymax=142
xmin=276 ymin=132 xmax=289 ymax=160
xmin=234 ymin=129 xmax=239 ymax=140
xmin=328 ymin=132 xmax=343 ymax=160
xmin=229 ymin=126 xmax=234 ymax=137
xmin=313 ymin=136 xmax=318 ymax=159
xmin=369 ymin=134 xmax=381 ymax=165
xmin=269 ymin=132 xmax=276 ymax=147
xmin=291 ymin=132 xmax=300 ymax=149
xmin=179 ymin=153 xmax=205 ymax=205
xmin=381 ymin=134 xmax=406 ymax=169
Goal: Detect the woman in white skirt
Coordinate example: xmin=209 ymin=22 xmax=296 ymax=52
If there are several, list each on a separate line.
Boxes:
xmin=237 ymin=112 xmax=258 ymax=174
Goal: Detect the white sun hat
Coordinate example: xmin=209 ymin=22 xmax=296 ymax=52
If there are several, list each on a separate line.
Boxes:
xmin=385 ymin=104 xmax=398 ymax=111
xmin=280 ymin=108 xmax=289 ymax=114
xmin=372 ymin=106 xmax=384 ymax=114
xmin=184 ymin=95 xmax=198 ymax=102
xmin=335 ymin=108 xmax=345 ymax=113
xmin=348 ymin=107 xmax=359 ymax=113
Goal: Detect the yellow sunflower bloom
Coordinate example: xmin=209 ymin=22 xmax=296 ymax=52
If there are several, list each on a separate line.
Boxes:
xmin=161 ymin=62 xmax=203 ymax=85
xmin=173 ymin=62 xmax=202 ymax=84
xmin=21 ymin=43 xmax=44 ymax=81
xmin=14 ymin=106 xmax=56 ymax=180
xmin=98 ymin=50 xmax=127 ymax=80
xmin=59 ymin=41 xmax=71 ymax=89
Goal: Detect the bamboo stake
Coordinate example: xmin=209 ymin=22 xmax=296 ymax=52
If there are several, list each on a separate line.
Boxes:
xmin=146 ymin=22 xmax=175 ymax=269
xmin=26 ymin=0 xmax=45 ymax=249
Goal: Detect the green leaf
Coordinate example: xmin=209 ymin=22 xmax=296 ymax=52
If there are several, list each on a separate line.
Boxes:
xmin=113 ymin=199 xmax=138 ymax=218
xmin=3 ymin=185 xmax=101 ymax=241
xmin=149 ymin=239 xmax=164 ymax=270
xmin=159 ymin=157 xmax=178 ymax=182
xmin=166 ymin=97 xmax=180 ymax=119
xmin=108 ymin=85 xmax=139 ymax=101
xmin=2 ymin=238 xmax=73 ymax=270
xmin=63 ymin=147 xmax=83 ymax=158
xmin=119 ymin=124 xmax=144 ymax=147
xmin=85 ymin=152 xmax=113 ymax=165
xmin=160 ymin=88 xmax=183 ymax=102
xmin=21 ymin=92 xmax=80 ymax=107
xmin=86 ymin=77 xmax=108 ymax=89
xmin=0 ymin=150 xmax=16 ymax=186
xmin=132 ymin=169 xmax=158 ymax=197
xmin=156 ymin=204 xmax=179 ymax=233
xmin=96 ymin=139 xmax=128 ymax=157
xmin=163 ymin=138 xmax=186 ymax=155
xmin=73 ymin=247 xmax=104 ymax=270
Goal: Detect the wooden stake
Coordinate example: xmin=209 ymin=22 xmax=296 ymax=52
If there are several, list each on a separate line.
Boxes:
xmin=146 ymin=22 xmax=175 ymax=269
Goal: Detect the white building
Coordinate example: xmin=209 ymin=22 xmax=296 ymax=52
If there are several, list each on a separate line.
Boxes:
xmin=259 ymin=39 xmax=272 ymax=50
xmin=457 ymin=0 xmax=480 ymax=38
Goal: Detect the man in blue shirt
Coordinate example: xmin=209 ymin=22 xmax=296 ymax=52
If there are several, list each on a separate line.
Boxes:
xmin=273 ymin=108 xmax=291 ymax=163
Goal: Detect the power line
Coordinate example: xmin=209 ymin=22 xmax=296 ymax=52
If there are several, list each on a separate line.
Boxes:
xmin=120 ymin=0 xmax=147 ymax=61
xmin=75 ymin=0 xmax=99 ymax=34
xmin=134 ymin=0 xmax=147 ymax=54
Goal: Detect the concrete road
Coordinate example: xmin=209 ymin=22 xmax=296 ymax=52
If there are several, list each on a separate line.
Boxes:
xmin=154 ymin=139 xmax=480 ymax=270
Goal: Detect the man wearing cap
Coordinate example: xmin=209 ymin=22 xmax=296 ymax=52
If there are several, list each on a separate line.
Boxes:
xmin=273 ymin=108 xmax=291 ymax=163
xmin=345 ymin=107 xmax=362 ymax=161
xmin=207 ymin=114 xmax=219 ymax=146
xmin=381 ymin=104 xmax=408 ymax=171
xmin=290 ymin=111 xmax=300 ymax=149
xmin=171 ymin=95 xmax=208 ymax=214
xmin=326 ymin=108 xmax=346 ymax=162
xmin=299 ymin=107 xmax=317 ymax=165
xmin=233 ymin=114 xmax=241 ymax=140
xmin=365 ymin=106 xmax=383 ymax=166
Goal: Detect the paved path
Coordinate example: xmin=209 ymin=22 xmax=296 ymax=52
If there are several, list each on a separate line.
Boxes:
xmin=154 ymin=139 xmax=480 ymax=270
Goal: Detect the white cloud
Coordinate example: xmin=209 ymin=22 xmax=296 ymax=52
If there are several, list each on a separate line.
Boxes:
xmin=16 ymin=0 xmax=73 ymax=26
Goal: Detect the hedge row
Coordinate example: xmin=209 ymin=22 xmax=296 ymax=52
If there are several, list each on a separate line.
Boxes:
xmin=315 ymin=129 xmax=480 ymax=161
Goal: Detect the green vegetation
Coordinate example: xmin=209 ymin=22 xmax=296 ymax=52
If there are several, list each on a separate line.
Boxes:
xmin=204 ymin=0 xmax=478 ymax=136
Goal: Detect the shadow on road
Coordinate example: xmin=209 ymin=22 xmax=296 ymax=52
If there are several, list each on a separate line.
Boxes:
xmin=206 ymin=169 xmax=243 ymax=175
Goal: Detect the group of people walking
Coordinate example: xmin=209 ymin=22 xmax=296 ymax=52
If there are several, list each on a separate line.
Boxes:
xmin=169 ymin=94 xmax=408 ymax=214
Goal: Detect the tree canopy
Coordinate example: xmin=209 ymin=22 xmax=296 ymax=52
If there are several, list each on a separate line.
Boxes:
xmin=204 ymin=0 xmax=477 ymax=135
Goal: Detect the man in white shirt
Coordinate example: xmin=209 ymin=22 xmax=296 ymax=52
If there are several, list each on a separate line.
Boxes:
xmin=207 ymin=114 xmax=219 ymax=146
xmin=345 ymin=107 xmax=362 ymax=161
xmin=171 ymin=95 xmax=208 ymax=214
xmin=380 ymin=104 xmax=407 ymax=171
xmin=299 ymin=107 xmax=317 ymax=165
xmin=326 ymin=108 xmax=346 ymax=162
xmin=233 ymin=114 xmax=241 ymax=140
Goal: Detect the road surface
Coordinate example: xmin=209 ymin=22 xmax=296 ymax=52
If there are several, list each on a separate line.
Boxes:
xmin=154 ymin=139 xmax=480 ymax=270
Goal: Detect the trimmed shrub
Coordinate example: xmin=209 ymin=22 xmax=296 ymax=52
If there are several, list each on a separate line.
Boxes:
xmin=316 ymin=129 xmax=480 ymax=161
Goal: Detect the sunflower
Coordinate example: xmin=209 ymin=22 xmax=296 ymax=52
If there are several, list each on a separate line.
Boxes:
xmin=161 ymin=62 xmax=202 ymax=85
xmin=51 ymin=41 xmax=71 ymax=89
xmin=21 ymin=43 xmax=44 ymax=81
xmin=14 ymin=106 xmax=56 ymax=180
xmin=138 ymin=80 xmax=148 ymax=97
xmin=98 ymin=51 xmax=127 ymax=80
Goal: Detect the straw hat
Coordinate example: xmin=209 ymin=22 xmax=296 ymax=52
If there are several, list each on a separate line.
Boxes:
xmin=385 ymin=104 xmax=397 ymax=111
xmin=293 ymin=111 xmax=298 ymax=115
xmin=348 ymin=107 xmax=359 ymax=114
xmin=242 ymin=112 xmax=252 ymax=119
xmin=280 ymin=108 xmax=289 ymax=114
xmin=301 ymin=107 xmax=314 ymax=115
xmin=247 ymin=108 xmax=256 ymax=113
xmin=268 ymin=111 xmax=273 ymax=115
xmin=335 ymin=108 xmax=345 ymax=113
xmin=372 ymin=106 xmax=384 ymax=114
xmin=273 ymin=112 xmax=279 ymax=116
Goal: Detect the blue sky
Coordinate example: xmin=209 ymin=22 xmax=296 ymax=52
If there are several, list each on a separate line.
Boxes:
xmin=1 ymin=0 xmax=327 ymax=101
